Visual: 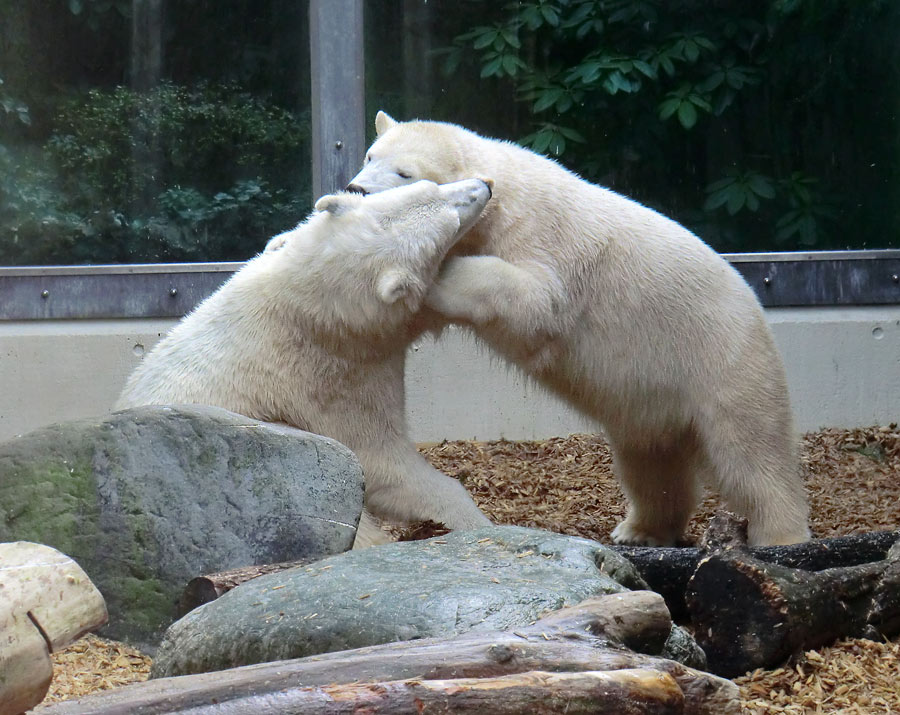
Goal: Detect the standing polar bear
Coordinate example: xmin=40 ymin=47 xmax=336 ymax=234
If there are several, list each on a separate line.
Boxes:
xmin=117 ymin=179 xmax=493 ymax=546
xmin=347 ymin=112 xmax=810 ymax=547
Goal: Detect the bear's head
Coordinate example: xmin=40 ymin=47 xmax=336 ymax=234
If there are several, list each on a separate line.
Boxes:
xmin=346 ymin=112 xmax=482 ymax=196
xmin=268 ymin=179 xmax=491 ymax=335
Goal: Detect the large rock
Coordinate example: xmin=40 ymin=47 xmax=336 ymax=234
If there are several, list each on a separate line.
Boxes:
xmin=0 ymin=405 xmax=364 ymax=647
xmin=152 ymin=525 xmax=704 ymax=677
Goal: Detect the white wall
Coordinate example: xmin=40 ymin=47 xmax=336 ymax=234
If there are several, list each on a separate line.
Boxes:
xmin=1 ymin=306 xmax=898 ymax=444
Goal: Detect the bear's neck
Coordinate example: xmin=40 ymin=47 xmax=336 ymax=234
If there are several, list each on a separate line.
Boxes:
xmin=458 ymin=136 xmax=582 ymax=255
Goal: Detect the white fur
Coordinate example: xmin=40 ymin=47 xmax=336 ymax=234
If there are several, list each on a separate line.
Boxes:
xmin=117 ymin=180 xmax=494 ymax=547
xmin=347 ymin=112 xmax=811 ymax=547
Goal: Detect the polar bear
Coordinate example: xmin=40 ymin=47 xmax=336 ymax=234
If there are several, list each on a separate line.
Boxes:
xmin=117 ymin=179 xmax=494 ymax=546
xmin=346 ymin=112 xmax=810 ymax=547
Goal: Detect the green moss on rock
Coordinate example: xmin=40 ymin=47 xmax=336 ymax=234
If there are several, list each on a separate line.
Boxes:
xmin=0 ymin=406 xmax=364 ymax=648
xmin=0 ymin=452 xmax=100 ymax=555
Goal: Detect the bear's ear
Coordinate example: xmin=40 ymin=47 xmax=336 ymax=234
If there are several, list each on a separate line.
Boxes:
xmin=375 ymin=111 xmax=398 ymax=137
xmin=314 ymin=193 xmax=354 ymax=217
xmin=263 ymin=230 xmax=290 ymax=253
xmin=376 ymin=268 xmax=415 ymax=305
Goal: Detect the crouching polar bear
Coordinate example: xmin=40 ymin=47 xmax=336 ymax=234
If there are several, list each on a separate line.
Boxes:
xmin=117 ymin=179 xmax=493 ymax=546
xmin=347 ymin=112 xmax=810 ymax=547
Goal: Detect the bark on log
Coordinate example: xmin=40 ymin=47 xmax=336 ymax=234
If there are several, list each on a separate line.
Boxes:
xmin=168 ymin=669 xmax=686 ymax=715
xmin=613 ymin=526 xmax=900 ymax=620
xmin=685 ymin=514 xmax=900 ymax=677
xmin=39 ymin=591 xmax=740 ymax=715
xmin=0 ymin=542 xmax=107 ymax=715
xmin=177 ymin=559 xmax=313 ymax=616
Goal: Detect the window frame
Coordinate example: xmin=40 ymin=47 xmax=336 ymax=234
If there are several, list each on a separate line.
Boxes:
xmin=0 ymin=0 xmax=897 ymax=318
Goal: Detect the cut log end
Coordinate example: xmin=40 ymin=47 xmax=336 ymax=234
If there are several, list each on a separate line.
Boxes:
xmin=177 ymin=559 xmax=314 ymax=617
xmin=0 ymin=542 xmax=107 ymax=714
xmin=698 ymin=512 xmax=750 ymax=552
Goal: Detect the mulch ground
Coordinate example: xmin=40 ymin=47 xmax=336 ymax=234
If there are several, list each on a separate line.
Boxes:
xmin=36 ymin=425 xmax=900 ymax=713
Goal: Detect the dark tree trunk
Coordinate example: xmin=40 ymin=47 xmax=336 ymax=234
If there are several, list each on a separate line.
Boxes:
xmin=613 ymin=528 xmax=900 ymax=620
xmin=684 ymin=514 xmax=900 ymax=677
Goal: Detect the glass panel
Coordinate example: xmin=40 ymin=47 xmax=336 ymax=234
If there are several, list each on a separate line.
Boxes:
xmin=0 ymin=0 xmax=312 ymax=266
xmin=365 ymin=1 xmax=900 ymax=252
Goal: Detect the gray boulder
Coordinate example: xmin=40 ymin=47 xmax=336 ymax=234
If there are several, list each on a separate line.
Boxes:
xmin=152 ymin=525 xmax=704 ymax=677
xmin=0 ymin=405 xmax=364 ymax=647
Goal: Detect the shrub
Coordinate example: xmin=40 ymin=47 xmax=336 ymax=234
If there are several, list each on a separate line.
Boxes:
xmin=0 ymin=82 xmax=312 ymax=264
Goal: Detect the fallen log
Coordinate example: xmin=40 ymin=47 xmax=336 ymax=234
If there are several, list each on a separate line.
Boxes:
xmin=177 ymin=559 xmax=313 ymax=616
xmin=685 ymin=514 xmax=900 ymax=677
xmin=0 ymin=542 xmax=107 ymax=715
xmin=39 ymin=590 xmax=739 ymax=715
xmin=613 ymin=527 xmax=900 ymax=619
xmin=159 ymin=669 xmax=686 ymax=715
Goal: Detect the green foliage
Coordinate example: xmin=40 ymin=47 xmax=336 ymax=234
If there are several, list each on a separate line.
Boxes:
xmin=774 ymin=173 xmax=835 ymax=247
xmin=0 ymin=0 xmax=315 ymax=265
xmin=0 ymin=142 xmax=306 ymax=264
xmin=0 ymin=82 xmax=310 ymax=265
xmin=704 ymin=170 xmax=776 ymax=216
xmin=0 ymin=145 xmax=85 ymax=265
xmin=0 ymin=76 xmax=31 ymax=127
xmin=46 ymin=82 xmax=306 ymax=212
xmin=454 ymin=25 xmax=526 ymax=78
xmin=445 ymin=0 xmax=900 ymax=251
xmin=657 ymin=83 xmax=711 ymax=130
xmin=519 ymin=123 xmax=585 ymax=156
xmin=149 ymin=179 xmax=305 ymax=261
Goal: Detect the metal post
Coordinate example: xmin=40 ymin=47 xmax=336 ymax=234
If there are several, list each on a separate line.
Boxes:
xmin=309 ymin=0 xmax=365 ymax=200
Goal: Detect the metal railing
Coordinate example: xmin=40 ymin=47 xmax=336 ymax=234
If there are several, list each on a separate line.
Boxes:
xmin=1 ymin=250 xmax=898 ymax=320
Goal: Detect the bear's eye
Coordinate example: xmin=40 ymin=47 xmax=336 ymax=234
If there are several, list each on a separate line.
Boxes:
xmin=396 ymin=170 xmax=412 ymax=179
xmin=365 ymin=154 xmax=371 ymax=164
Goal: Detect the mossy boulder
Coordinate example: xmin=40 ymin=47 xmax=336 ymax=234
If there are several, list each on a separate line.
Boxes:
xmin=151 ymin=525 xmax=705 ymax=677
xmin=0 ymin=405 xmax=364 ymax=648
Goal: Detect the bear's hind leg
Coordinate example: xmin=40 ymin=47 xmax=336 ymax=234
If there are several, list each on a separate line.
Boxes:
xmin=698 ymin=410 xmax=810 ymax=546
xmin=608 ymin=427 xmax=702 ymax=546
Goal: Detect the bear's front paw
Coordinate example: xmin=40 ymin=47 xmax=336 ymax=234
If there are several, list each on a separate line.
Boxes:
xmin=611 ymin=520 xmax=678 ymax=547
xmin=425 ymin=281 xmax=473 ymax=321
xmin=425 ymin=262 xmax=492 ymax=323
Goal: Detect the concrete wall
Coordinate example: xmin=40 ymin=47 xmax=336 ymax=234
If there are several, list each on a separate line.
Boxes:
xmin=1 ymin=306 xmax=898 ymax=444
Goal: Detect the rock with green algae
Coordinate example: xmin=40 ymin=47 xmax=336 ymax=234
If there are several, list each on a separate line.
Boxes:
xmin=0 ymin=405 xmax=364 ymax=648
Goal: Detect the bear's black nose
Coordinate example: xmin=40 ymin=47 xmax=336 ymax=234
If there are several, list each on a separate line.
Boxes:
xmin=345 ymin=183 xmax=368 ymax=195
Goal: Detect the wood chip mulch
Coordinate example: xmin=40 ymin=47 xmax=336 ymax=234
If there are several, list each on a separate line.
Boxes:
xmin=37 ymin=425 xmax=900 ymax=713
xmin=738 ymin=638 xmax=900 ymax=714
xmin=37 ymin=634 xmax=152 ymax=708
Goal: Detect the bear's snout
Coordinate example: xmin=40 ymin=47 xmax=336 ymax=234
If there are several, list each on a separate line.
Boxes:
xmin=346 ymin=183 xmax=369 ymax=195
